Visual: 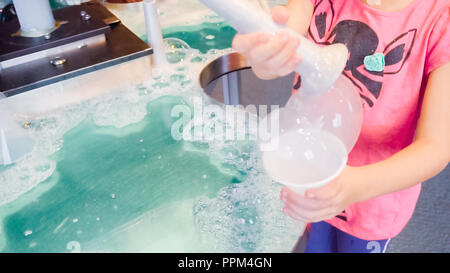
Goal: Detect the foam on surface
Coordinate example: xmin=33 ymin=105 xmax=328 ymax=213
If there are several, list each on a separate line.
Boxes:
xmin=0 ymin=43 xmax=298 ymax=254
xmin=0 ymin=0 xmax=300 ymax=253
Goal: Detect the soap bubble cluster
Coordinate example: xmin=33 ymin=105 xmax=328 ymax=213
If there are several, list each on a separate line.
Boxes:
xmin=187 ymin=117 xmax=301 ymax=252
xmin=104 ymin=0 xmax=290 ymax=40
xmin=193 ymin=168 xmax=300 ymax=253
xmin=0 ymin=42 xmax=232 ymax=206
xmin=0 ymin=0 xmax=302 ymax=252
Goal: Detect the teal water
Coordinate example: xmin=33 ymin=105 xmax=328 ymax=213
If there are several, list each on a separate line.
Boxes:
xmin=0 ymin=7 xmax=297 ymax=252
xmin=162 ymin=22 xmax=237 ymax=54
xmin=0 ymin=96 xmax=242 ymax=253
xmin=49 ymin=2 xmax=236 ymax=54
xmin=50 ymin=0 xmax=70 ymax=9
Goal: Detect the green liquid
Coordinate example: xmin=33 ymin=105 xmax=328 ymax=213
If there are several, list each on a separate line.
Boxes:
xmin=162 ymin=22 xmax=237 ymax=54
xmin=0 ymin=96 xmax=241 ymax=253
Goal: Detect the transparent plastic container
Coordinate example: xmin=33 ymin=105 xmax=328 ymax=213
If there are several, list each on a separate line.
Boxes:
xmin=260 ymin=76 xmax=363 ymax=192
xmin=259 ymin=75 xmax=362 ymax=236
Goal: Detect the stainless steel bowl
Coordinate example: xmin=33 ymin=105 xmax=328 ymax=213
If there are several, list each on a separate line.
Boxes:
xmin=199 ymin=52 xmax=295 ymax=115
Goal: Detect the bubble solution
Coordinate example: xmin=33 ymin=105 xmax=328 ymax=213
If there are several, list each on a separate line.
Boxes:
xmin=261 ymin=129 xmax=347 ymax=190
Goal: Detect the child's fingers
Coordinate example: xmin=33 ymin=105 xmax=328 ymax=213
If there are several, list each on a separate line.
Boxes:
xmin=232 ymin=32 xmax=269 ymax=54
xmin=286 ymin=200 xmax=339 ymax=222
xmin=281 ymin=187 xmax=318 ymax=208
xmin=247 ymin=32 xmax=290 ymax=63
xmin=282 ymin=207 xmax=309 ymax=222
xmin=305 ymin=181 xmax=340 ymax=200
xmin=266 ymin=38 xmax=301 ymax=71
xmin=283 ymin=204 xmax=312 ymax=222
xmin=282 ymin=204 xmax=309 ymax=222
xmin=271 ymin=6 xmax=290 ymax=25
xmin=283 ymin=203 xmax=333 ymax=223
xmin=282 ymin=188 xmax=325 ymax=211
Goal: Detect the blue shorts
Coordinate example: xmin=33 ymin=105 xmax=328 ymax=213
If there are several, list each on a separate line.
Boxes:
xmin=305 ymin=222 xmax=391 ymax=253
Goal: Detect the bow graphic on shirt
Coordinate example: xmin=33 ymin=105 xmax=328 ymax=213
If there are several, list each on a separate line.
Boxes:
xmin=294 ymin=0 xmax=417 ymax=108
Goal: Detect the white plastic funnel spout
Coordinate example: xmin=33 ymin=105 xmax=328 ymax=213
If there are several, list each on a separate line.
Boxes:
xmin=199 ymin=0 xmax=348 ymax=95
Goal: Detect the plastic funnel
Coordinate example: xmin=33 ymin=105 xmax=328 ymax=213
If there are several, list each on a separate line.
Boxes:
xmin=199 ymin=0 xmax=349 ymax=95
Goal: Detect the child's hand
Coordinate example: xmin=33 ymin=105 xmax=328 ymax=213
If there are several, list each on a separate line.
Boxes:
xmin=232 ymin=6 xmax=303 ymax=80
xmin=280 ymin=166 xmax=364 ymax=223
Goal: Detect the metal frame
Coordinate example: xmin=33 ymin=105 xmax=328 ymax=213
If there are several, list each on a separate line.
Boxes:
xmin=0 ymin=2 xmax=153 ymax=97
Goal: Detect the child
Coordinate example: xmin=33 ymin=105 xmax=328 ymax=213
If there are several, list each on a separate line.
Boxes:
xmin=233 ymin=0 xmax=450 ymax=253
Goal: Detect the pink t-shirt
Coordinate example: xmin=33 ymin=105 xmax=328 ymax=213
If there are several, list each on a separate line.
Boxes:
xmin=294 ymin=0 xmax=450 ymax=240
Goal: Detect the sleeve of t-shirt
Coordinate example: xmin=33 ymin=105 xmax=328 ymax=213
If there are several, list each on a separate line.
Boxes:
xmin=426 ymin=7 xmax=450 ymax=75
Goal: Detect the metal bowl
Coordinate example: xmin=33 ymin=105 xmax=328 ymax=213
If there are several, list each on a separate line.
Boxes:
xmin=199 ymin=52 xmax=295 ymax=115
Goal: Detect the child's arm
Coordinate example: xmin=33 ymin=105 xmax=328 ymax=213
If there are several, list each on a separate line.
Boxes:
xmin=231 ymin=0 xmax=314 ymax=80
xmin=281 ymin=62 xmax=450 ymax=223
xmin=275 ymin=0 xmax=314 ymax=36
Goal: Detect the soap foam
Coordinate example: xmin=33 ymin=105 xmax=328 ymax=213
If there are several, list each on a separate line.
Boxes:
xmin=0 ymin=0 xmax=298 ymax=252
xmin=193 ymin=169 xmax=300 ymax=252
xmin=0 ymin=43 xmax=232 ymax=206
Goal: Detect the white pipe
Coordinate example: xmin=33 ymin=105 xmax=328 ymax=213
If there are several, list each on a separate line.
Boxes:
xmin=1 ymin=128 xmax=12 ymax=165
xmin=12 ymin=0 xmax=55 ymax=37
xmin=143 ymin=0 xmax=167 ymax=67
xmin=199 ymin=0 xmax=348 ymax=95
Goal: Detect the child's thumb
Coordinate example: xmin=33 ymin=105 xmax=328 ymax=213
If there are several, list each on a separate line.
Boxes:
xmin=271 ymin=6 xmax=289 ymax=25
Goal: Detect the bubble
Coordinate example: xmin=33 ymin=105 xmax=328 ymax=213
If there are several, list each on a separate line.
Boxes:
xmin=164 ymin=38 xmax=191 ymax=64
xmin=304 ymin=150 xmax=315 ymax=161
xmin=193 ymin=141 xmax=299 ymax=252
xmin=35 ymin=163 xmax=51 ymax=173
xmin=190 ymin=56 xmax=206 ymax=63
xmin=332 ymin=113 xmax=342 ymax=128
xmin=170 ymin=74 xmax=186 ymax=83
xmin=0 ymin=7 xmax=300 ymax=252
